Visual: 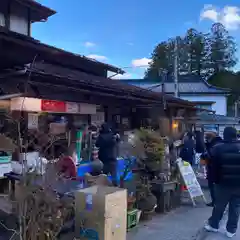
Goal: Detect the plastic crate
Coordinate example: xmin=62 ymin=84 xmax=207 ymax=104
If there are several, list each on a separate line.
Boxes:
xmin=127 ymin=209 xmax=138 ymax=230
xmin=0 ymin=155 xmax=11 ymax=164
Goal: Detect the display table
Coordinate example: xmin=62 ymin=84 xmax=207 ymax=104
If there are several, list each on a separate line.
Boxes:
xmin=4 ymin=157 xmax=136 ymax=199
xmin=4 ymin=172 xmax=85 ymax=199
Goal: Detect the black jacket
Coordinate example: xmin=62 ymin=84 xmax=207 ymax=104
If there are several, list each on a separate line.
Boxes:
xmin=195 ymin=131 xmax=205 ymax=154
xmin=180 ymin=138 xmax=195 ymax=164
xmin=202 ymin=136 xmax=222 ymax=180
xmin=211 ymin=138 xmax=240 ymax=187
xmin=96 ymin=125 xmax=117 ymax=162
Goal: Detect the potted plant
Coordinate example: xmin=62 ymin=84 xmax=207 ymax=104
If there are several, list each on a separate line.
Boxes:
xmin=137 ymin=129 xmax=165 ymax=173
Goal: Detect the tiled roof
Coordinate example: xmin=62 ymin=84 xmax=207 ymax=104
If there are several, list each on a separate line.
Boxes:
xmin=123 ymin=74 xmax=203 ymax=83
xmin=124 ymin=82 xmax=229 ymax=94
xmin=121 ymin=76 xmax=230 ymax=94
xmin=0 ymin=28 xmax=124 ymax=74
xmin=195 ymin=112 xmax=240 ymax=123
xmin=22 ymin=62 xmax=195 ymax=107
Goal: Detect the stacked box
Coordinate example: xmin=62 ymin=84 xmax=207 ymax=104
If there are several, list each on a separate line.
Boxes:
xmin=75 ymin=185 xmax=127 ymax=240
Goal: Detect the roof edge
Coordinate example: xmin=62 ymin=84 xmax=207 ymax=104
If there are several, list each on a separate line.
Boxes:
xmin=202 ymin=77 xmax=231 ymax=93
xmin=0 ymin=28 xmax=124 ymax=74
xmin=121 ymin=77 xmax=231 ymax=93
xmin=16 ymin=0 xmax=56 ymax=21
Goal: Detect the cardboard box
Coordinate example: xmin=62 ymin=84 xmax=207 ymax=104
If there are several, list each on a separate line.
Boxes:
xmin=75 ymin=186 xmax=127 ymax=240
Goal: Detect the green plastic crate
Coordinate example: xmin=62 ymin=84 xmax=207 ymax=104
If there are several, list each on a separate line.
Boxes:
xmin=0 ymin=155 xmax=11 ymax=164
xmin=127 ymin=209 xmax=138 ymax=230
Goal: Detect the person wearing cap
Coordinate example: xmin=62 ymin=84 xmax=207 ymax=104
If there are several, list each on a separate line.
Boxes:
xmin=205 ymin=127 xmax=240 ymax=238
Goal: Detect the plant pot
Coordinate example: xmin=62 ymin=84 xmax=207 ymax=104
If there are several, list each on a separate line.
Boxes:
xmin=151 ymin=180 xmax=177 ymax=193
xmin=151 ymin=181 xmax=178 ymax=213
xmin=137 ymin=193 xmax=157 ymax=212
xmin=127 ymin=196 xmax=136 ymax=210
xmin=140 ymin=205 xmax=156 ymax=221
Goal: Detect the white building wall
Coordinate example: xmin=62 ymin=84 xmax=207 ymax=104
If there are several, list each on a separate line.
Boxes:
xmin=180 ymin=95 xmax=227 ymax=116
xmin=10 ymin=2 xmax=28 ymax=35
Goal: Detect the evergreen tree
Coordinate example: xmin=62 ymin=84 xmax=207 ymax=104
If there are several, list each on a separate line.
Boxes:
xmin=145 ymin=23 xmax=237 ymax=80
xmin=144 ymin=40 xmax=175 ymax=79
xmin=183 ymin=29 xmax=209 ymax=76
xmin=208 ymin=23 xmax=237 ymax=74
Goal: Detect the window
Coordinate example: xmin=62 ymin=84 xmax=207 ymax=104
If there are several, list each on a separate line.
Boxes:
xmin=204 ymin=125 xmax=218 ymax=132
xmin=10 ymin=2 xmax=28 ymax=35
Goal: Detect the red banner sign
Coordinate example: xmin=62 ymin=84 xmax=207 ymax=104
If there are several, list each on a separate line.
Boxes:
xmin=41 ymin=100 xmax=66 ymax=112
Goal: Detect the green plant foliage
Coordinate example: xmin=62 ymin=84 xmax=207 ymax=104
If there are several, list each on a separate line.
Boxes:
xmin=136 ymin=128 xmax=165 ymax=172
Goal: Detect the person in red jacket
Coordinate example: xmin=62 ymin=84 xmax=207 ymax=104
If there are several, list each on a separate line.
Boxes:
xmin=57 ymin=154 xmax=77 ymax=180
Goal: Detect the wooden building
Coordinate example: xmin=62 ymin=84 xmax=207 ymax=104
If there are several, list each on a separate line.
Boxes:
xmin=0 ymin=0 xmax=198 ymax=138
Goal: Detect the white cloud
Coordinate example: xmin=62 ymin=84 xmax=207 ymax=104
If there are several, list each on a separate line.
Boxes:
xmin=200 ymin=5 xmax=240 ymax=30
xmin=200 ymin=5 xmax=218 ymax=22
xmin=111 ymin=73 xmax=132 ymax=79
xmin=131 ymin=57 xmax=152 ymax=68
xmin=84 ymin=41 xmax=96 ymax=48
xmin=87 ymin=54 xmax=108 ymax=61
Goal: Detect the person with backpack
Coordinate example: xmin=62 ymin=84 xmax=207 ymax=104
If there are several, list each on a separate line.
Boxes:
xmin=201 ymin=132 xmax=222 ymax=207
xmin=205 ymin=127 xmax=240 ymax=238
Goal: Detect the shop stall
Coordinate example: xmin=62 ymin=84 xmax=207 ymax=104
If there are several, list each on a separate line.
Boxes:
xmin=10 ymin=97 xmax=99 ymax=160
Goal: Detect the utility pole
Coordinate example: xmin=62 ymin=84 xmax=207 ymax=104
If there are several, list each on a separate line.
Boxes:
xmin=159 ymin=68 xmax=167 ymax=110
xmin=235 ymin=101 xmax=239 ymax=118
xmin=159 ymin=69 xmax=167 ymax=94
xmin=174 ymin=38 xmax=179 ymax=98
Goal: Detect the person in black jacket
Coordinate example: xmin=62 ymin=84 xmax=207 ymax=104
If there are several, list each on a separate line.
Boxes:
xmin=205 ymin=127 xmax=240 ymax=238
xmin=201 ymin=132 xmax=222 ymax=207
xmin=195 ymin=130 xmax=205 ymax=154
xmin=96 ymin=123 xmax=119 ymax=186
xmin=180 ymin=132 xmax=195 ymax=165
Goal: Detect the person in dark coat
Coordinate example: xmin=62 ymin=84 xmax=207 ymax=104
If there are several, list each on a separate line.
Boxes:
xmin=180 ymin=132 xmax=195 ymax=165
xmin=201 ymin=132 xmax=222 ymax=207
xmin=195 ymin=130 xmax=205 ymax=154
xmin=205 ymin=127 xmax=240 ymax=238
xmin=96 ymin=123 xmax=118 ymax=186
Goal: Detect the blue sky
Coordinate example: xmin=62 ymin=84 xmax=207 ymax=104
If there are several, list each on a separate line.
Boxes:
xmin=34 ymin=0 xmax=240 ymax=78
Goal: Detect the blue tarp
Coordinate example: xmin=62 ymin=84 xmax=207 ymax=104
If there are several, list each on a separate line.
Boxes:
xmin=77 ymin=157 xmax=136 ymax=183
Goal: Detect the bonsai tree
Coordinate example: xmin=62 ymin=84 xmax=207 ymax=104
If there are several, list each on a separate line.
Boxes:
xmin=136 ymin=128 xmax=165 ymax=174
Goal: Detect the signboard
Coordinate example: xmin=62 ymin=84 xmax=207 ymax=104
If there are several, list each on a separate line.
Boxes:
xmin=176 ymin=158 xmax=205 ymax=205
xmin=28 ymin=113 xmax=39 ymax=130
xmin=41 ymin=100 xmax=66 ymax=112
xmin=66 ymin=102 xmax=79 ymax=113
xmin=91 ymin=112 xmax=105 ymax=126
xmin=11 ymin=97 xmax=96 ymax=115
xmin=49 ymin=122 xmax=67 ymax=135
xmin=79 ymin=103 xmax=96 ymax=115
